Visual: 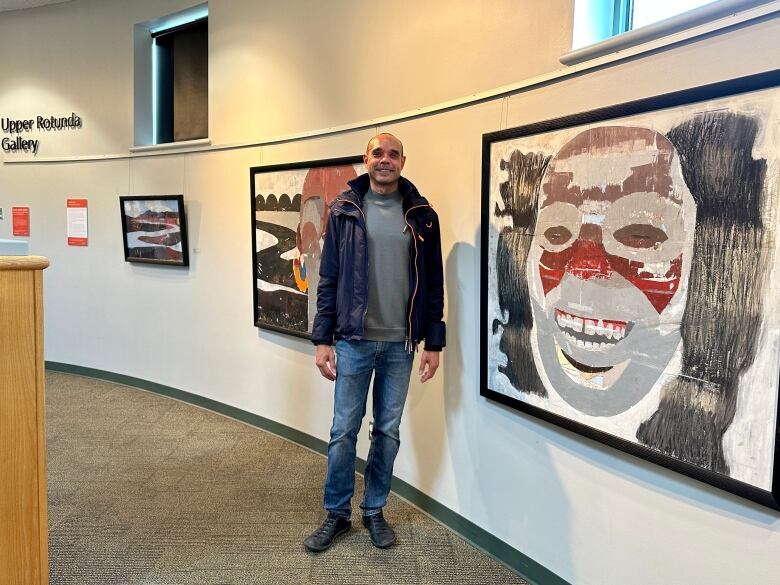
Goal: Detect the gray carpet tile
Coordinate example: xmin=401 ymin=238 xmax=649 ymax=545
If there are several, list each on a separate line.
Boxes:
xmin=46 ymin=371 xmax=528 ymax=585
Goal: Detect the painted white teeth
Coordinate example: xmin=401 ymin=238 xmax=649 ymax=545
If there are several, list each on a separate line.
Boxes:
xmin=557 ymin=310 xmax=628 ymax=345
xmin=570 ymin=338 xmax=609 ymax=350
xmin=645 ymin=261 xmax=671 ymax=277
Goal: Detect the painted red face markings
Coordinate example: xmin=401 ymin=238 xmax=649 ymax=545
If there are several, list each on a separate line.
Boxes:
xmin=539 ymin=236 xmax=682 ymax=314
xmin=559 ymin=236 xmax=612 ymax=282
xmin=536 ymin=127 xmax=688 ymax=315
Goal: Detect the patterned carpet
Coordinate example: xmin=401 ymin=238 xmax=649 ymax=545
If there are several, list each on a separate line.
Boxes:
xmin=46 ymin=372 xmax=528 ymax=585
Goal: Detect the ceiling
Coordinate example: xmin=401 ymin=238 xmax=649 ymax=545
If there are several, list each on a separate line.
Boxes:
xmin=0 ymin=0 xmax=71 ymax=12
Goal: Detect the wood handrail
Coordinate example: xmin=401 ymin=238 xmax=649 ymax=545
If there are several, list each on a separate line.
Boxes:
xmin=0 ymin=256 xmax=49 ymax=271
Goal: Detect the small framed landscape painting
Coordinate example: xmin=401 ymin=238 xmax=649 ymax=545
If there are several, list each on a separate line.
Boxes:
xmin=119 ymin=195 xmax=189 ymax=266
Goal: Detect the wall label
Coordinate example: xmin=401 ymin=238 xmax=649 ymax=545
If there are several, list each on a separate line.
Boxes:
xmin=66 ymin=198 xmax=88 ymax=246
xmin=1 ymin=113 xmax=83 ymax=155
xmin=12 ymin=206 xmax=30 ymax=237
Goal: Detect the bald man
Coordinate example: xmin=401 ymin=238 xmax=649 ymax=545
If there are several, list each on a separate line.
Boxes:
xmin=305 ymin=134 xmax=446 ymax=552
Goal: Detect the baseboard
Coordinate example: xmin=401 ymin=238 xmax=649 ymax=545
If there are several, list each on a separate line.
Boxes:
xmin=45 ymin=360 xmax=570 ymax=585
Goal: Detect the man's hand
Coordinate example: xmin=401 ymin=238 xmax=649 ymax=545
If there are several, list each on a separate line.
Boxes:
xmin=418 ymin=350 xmax=440 ymax=383
xmin=315 ymin=344 xmax=337 ymax=381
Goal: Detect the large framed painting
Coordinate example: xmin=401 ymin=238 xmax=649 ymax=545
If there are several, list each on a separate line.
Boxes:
xmin=481 ymin=70 xmax=780 ymax=509
xmin=251 ymin=156 xmax=364 ymax=338
xmin=119 ymin=195 xmax=189 ymax=266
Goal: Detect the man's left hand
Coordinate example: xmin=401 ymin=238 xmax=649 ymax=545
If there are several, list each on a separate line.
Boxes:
xmin=418 ymin=350 xmax=440 ymax=383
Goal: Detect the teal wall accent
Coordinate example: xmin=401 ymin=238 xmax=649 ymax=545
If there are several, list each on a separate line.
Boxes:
xmin=45 ymin=361 xmax=570 ymax=585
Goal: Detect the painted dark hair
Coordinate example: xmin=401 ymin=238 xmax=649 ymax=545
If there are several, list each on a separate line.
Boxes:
xmin=494 ymin=150 xmax=550 ymax=397
xmin=636 ymin=112 xmax=769 ymax=474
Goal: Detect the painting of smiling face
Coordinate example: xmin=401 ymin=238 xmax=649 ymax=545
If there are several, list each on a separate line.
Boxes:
xmin=526 ymin=126 xmax=696 ymax=416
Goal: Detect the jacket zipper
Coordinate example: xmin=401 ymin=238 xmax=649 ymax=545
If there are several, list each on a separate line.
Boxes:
xmin=403 ymin=204 xmax=430 ymax=352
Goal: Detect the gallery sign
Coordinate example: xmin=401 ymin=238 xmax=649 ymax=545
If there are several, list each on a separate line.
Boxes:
xmin=1 ymin=113 xmax=83 ymax=155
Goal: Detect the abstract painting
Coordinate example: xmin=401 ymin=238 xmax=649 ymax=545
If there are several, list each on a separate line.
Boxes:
xmin=251 ymin=156 xmax=364 ymax=337
xmin=119 ymin=195 xmax=189 ymax=266
xmin=481 ymin=71 xmax=780 ymax=509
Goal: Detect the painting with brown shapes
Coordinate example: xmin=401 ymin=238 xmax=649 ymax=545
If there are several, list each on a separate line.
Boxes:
xmin=481 ymin=71 xmax=780 ymax=509
xmin=250 ymin=156 xmax=364 ymax=338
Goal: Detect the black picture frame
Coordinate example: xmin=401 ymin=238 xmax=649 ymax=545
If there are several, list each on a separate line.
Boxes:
xmin=481 ymin=70 xmax=780 ymax=510
xmin=250 ymin=155 xmax=364 ymax=338
xmin=119 ymin=194 xmax=189 ymax=267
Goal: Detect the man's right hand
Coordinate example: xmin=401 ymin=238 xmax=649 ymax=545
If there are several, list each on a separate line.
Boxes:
xmin=315 ymin=344 xmax=337 ymax=381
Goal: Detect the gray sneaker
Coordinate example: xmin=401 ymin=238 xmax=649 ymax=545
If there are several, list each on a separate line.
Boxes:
xmin=304 ymin=513 xmax=351 ymax=552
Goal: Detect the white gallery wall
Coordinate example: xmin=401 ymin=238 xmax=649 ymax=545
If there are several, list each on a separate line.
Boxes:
xmin=1 ymin=1 xmax=778 ymax=584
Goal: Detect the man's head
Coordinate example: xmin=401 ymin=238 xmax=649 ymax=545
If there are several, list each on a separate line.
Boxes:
xmin=526 ymin=126 xmax=696 ymax=415
xmin=364 ymin=133 xmax=406 ymax=192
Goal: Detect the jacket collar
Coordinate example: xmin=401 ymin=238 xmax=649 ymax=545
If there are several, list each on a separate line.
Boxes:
xmin=343 ymin=173 xmax=429 ymax=212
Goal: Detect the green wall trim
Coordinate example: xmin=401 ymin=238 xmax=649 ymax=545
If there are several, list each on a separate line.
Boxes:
xmin=45 ymin=361 xmax=570 ymax=585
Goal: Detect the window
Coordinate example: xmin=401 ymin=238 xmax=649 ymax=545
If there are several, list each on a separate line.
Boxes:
xmin=133 ymin=4 xmax=208 ymax=147
xmin=566 ymin=0 xmax=773 ymax=63
xmin=632 ymin=1 xmax=721 ymax=29
xmin=573 ymin=0 xmax=718 ymax=48
xmin=152 ymin=18 xmax=208 ymax=143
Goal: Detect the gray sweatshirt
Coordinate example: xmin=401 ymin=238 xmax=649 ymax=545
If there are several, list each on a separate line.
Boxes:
xmin=363 ymin=189 xmax=411 ymax=342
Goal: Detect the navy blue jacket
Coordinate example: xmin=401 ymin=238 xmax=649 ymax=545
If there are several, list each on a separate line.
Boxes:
xmin=311 ymin=173 xmax=446 ymax=351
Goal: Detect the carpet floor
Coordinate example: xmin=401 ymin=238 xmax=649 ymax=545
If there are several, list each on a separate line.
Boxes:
xmin=46 ymin=371 xmax=528 ymax=585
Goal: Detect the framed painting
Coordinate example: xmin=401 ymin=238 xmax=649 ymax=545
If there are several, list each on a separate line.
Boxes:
xmin=250 ymin=155 xmax=364 ymax=338
xmin=481 ymin=70 xmax=780 ymax=509
xmin=119 ymin=194 xmax=189 ymax=266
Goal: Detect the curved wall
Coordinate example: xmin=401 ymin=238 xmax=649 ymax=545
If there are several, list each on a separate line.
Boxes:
xmin=1 ymin=1 xmax=779 ymax=584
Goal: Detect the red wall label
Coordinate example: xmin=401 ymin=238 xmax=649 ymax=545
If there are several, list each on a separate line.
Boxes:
xmin=12 ymin=206 xmax=30 ymax=236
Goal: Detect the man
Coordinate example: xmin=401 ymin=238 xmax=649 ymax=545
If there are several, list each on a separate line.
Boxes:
xmin=304 ymin=133 xmax=445 ymax=552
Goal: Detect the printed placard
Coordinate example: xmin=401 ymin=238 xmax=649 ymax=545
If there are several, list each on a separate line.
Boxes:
xmin=67 ymin=198 xmax=88 ymax=246
xmin=12 ymin=206 xmax=30 ymax=236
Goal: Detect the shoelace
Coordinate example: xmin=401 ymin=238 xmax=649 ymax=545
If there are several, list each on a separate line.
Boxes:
xmin=364 ymin=515 xmax=390 ymax=534
xmin=316 ymin=517 xmax=339 ymax=535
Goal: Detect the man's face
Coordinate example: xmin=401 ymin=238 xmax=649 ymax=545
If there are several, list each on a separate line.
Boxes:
xmin=526 ymin=126 xmax=695 ymax=416
xmin=364 ymin=134 xmax=406 ymax=189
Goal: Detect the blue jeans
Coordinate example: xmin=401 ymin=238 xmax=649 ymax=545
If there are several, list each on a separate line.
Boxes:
xmin=324 ymin=339 xmax=414 ymax=518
